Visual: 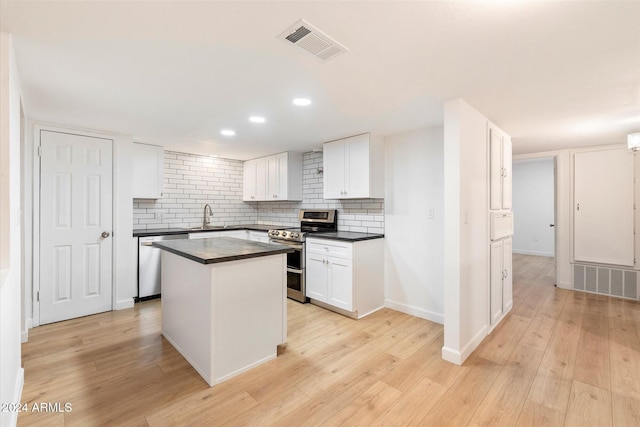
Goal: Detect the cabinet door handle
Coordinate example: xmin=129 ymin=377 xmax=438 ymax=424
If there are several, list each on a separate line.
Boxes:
xmin=503 ymin=269 xmax=508 ymax=279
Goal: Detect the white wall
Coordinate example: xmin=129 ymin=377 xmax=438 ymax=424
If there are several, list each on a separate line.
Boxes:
xmin=384 ymin=126 xmax=444 ymax=323
xmin=443 ymin=98 xmax=492 ymax=365
xmin=512 ymin=158 xmax=555 ymax=256
xmin=0 ymin=32 xmax=24 ymax=427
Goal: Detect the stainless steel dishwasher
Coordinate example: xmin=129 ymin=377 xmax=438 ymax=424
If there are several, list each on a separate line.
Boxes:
xmin=137 ymin=233 xmax=188 ymax=301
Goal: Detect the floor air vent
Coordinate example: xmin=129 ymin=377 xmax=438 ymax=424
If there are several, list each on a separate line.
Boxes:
xmin=278 ymin=19 xmax=347 ymax=62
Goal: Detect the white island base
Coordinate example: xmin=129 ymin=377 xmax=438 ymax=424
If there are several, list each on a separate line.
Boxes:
xmin=161 ymin=251 xmax=287 ymax=386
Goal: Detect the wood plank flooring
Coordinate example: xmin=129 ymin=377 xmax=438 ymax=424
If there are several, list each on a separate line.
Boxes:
xmin=19 ymin=254 xmax=640 ymax=426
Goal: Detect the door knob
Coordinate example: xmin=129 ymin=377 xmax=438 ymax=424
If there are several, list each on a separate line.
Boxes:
xmin=101 ymin=231 xmax=110 ymax=238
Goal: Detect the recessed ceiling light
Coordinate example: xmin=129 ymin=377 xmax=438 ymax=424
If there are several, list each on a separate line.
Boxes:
xmin=220 ymin=129 xmax=235 ymax=136
xmin=293 ymin=98 xmax=312 ymax=106
xmin=249 ymin=116 xmax=266 ymax=123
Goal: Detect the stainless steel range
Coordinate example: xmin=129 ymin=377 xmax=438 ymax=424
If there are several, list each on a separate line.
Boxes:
xmin=268 ymin=209 xmax=337 ymax=303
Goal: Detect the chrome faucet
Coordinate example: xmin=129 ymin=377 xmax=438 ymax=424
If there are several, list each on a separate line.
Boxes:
xmin=203 ymin=204 xmax=213 ymax=227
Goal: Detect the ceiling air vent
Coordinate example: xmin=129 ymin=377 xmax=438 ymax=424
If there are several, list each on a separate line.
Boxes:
xmin=278 ymin=19 xmax=347 ymax=62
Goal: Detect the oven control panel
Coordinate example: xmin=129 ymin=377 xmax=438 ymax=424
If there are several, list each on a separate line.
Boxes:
xmin=268 ymin=229 xmax=305 ymax=242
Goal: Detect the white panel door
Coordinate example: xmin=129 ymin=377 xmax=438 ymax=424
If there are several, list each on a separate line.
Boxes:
xmin=274 ymin=152 xmax=288 ymax=199
xmin=305 ymin=255 xmax=327 ymax=301
xmin=323 ymin=140 xmax=345 ymax=199
xmin=131 ymin=143 xmax=164 ymax=199
xmin=489 ymin=128 xmax=503 ymax=210
xmin=502 ymin=137 xmax=512 ymax=210
xmin=266 ymin=154 xmax=289 ymax=200
xmin=345 ymin=134 xmax=370 ymax=198
xmin=490 ymin=240 xmax=503 ymax=326
xmin=254 ymin=157 xmax=267 ymax=201
xmin=502 ymin=237 xmax=513 ymax=311
xmin=243 ymin=159 xmax=257 ymax=201
xmin=327 ymin=257 xmax=353 ymax=311
xmin=574 ymin=148 xmax=634 ymax=266
xmin=40 ymin=130 xmax=113 ymax=324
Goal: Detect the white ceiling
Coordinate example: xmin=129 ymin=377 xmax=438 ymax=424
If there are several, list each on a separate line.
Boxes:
xmin=1 ymin=1 xmax=639 ymax=159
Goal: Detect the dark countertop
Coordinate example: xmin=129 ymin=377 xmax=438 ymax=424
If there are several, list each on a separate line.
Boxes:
xmin=310 ymin=231 xmax=385 ymax=242
xmin=134 ymin=228 xmax=190 ymax=237
xmin=152 ymin=237 xmax=294 ymax=265
xmin=133 ymin=224 xmax=281 ymax=237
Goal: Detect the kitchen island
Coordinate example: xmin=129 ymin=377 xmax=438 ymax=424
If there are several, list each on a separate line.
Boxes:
xmin=152 ymin=237 xmax=293 ymax=386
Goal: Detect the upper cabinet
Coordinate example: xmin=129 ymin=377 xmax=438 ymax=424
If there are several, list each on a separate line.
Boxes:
xmin=243 ymin=152 xmax=302 ymax=201
xmin=489 ymin=125 xmax=512 ymax=210
xmin=132 ymin=142 xmax=164 ymax=199
xmin=323 ymin=133 xmax=385 ymax=199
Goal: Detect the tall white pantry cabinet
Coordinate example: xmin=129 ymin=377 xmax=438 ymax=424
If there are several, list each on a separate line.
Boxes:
xmin=488 ymin=124 xmax=513 ymax=329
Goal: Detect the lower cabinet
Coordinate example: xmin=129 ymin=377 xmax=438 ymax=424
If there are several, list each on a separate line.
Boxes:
xmin=490 ymin=237 xmax=513 ymax=327
xmin=247 ymin=231 xmax=270 ymax=243
xmin=306 ymin=252 xmax=353 ymax=311
xmin=189 ymin=230 xmax=249 ymax=239
xmin=305 ymin=237 xmax=383 ymax=318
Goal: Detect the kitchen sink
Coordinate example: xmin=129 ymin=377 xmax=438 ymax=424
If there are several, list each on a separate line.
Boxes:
xmin=187 ymin=225 xmax=231 ymax=231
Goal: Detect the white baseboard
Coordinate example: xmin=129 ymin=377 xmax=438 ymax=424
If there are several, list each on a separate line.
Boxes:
xmin=512 ymin=249 xmax=555 ymax=257
xmin=115 ymin=298 xmax=134 ymax=310
xmin=442 ymin=324 xmax=488 ymax=365
xmin=557 ymin=281 xmax=572 ymax=290
xmin=384 ymin=299 xmax=444 ymax=324
xmin=21 ymin=318 xmax=32 ymax=343
xmin=441 ymin=346 xmax=462 ymax=365
xmin=5 ymin=368 xmax=25 ymax=427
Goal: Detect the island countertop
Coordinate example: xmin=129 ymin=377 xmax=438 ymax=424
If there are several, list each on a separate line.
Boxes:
xmin=152 ymin=237 xmax=294 ymax=265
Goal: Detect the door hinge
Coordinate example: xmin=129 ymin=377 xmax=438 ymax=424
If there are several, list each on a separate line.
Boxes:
xmin=37 ymin=291 xmax=40 ymax=301
xmin=37 ymin=146 xmax=42 ymax=156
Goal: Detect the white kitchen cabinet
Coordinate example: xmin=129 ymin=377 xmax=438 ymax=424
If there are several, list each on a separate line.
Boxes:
xmin=243 ymin=157 xmax=266 ymax=201
xmin=573 ymin=147 xmax=634 ymax=266
xmin=132 ymin=142 xmax=164 ymax=199
xmin=189 ymin=230 xmax=249 ymax=240
xmin=489 ymin=126 xmax=512 ymax=210
xmin=243 ymin=152 xmax=302 ymax=201
xmin=490 ymin=237 xmax=512 ymax=327
xmin=305 ymin=253 xmax=328 ymax=301
xmin=490 ymin=212 xmax=514 ymax=241
xmin=323 ymin=133 xmax=384 ymax=199
xmin=248 ymin=231 xmax=270 ymax=243
xmin=305 ymin=237 xmax=384 ymax=318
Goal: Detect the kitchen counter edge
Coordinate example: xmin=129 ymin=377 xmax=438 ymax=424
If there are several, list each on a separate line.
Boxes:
xmin=133 ymin=224 xmax=277 ymax=237
xmin=152 ymin=237 xmax=294 ymax=265
xmin=310 ymin=231 xmax=385 ymax=242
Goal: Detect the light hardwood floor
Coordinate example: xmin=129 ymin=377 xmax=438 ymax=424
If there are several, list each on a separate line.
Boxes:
xmin=19 ymin=254 xmax=640 ymax=426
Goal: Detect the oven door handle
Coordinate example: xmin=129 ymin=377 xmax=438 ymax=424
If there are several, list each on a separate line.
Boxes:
xmin=287 ymin=267 xmax=303 ymax=274
xmin=270 ymin=239 xmax=303 ymax=250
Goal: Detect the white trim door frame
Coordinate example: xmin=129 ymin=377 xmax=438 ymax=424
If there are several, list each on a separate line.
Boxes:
xmin=33 ymin=124 xmax=118 ymax=327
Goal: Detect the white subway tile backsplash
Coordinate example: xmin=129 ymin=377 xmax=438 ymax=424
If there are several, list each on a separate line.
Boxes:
xmin=134 ymin=149 xmax=384 ymax=233
xmin=134 ymin=150 xmax=258 ymax=230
